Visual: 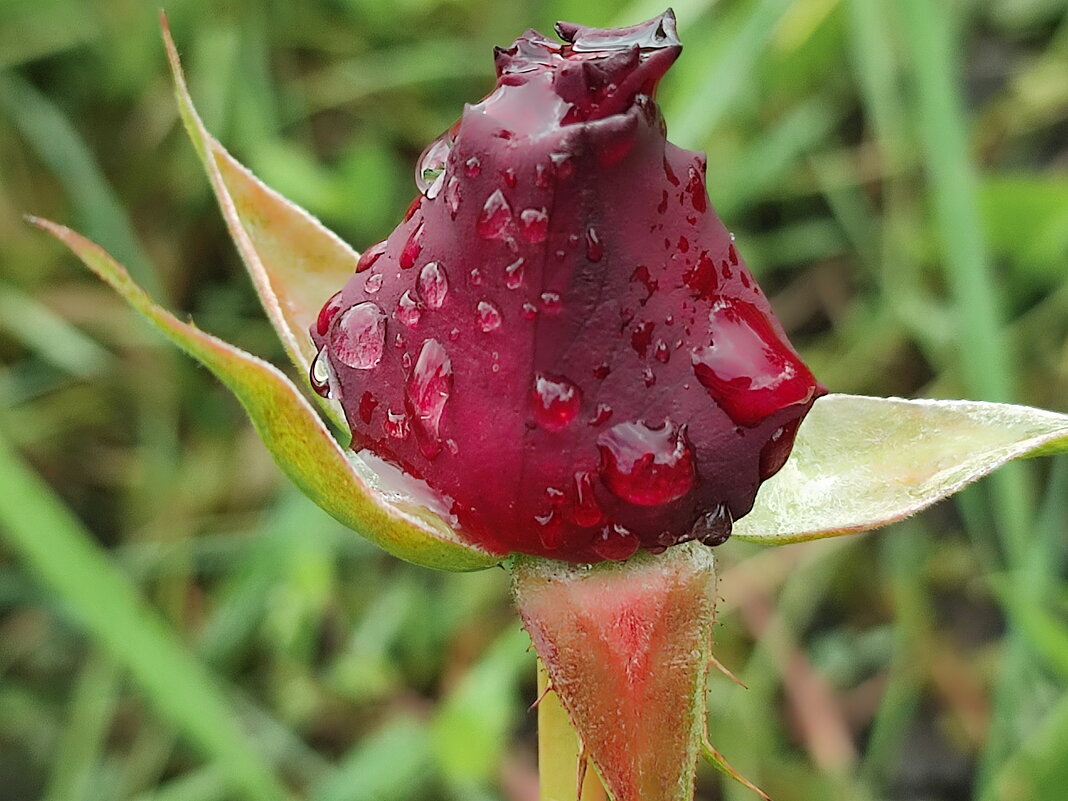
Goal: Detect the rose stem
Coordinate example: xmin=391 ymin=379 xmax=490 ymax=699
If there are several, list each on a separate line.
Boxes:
xmin=537 ymin=659 xmax=607 ymax=801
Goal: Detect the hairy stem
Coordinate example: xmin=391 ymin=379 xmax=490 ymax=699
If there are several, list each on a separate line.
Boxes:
xmin=537 ymin=660 xmax=607 ymax=801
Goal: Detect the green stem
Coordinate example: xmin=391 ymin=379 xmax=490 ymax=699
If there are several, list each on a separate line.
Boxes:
xmin=537 ymin=660 xmax=608 ymax=801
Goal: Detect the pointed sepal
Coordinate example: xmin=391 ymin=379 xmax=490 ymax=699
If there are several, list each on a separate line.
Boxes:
xmin=512 ymin=545 xmax=718 ymax=801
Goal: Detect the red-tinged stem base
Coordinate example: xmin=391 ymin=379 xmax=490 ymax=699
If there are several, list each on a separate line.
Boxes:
xmin=512 ymin=545 xmax=719 ymax=801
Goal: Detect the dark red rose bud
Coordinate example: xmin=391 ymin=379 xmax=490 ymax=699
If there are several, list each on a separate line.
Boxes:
xmin=309 ymin=10 xmax=825 ymax=563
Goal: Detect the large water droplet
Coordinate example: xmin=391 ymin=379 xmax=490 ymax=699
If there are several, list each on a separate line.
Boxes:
xmin=597 ymin=420 xmax=696 ymax=505
xmin=418 ymin=262 xmax=449 ymax=310
xmin=691 ymin=298 xmax=817 ymax=427
xmin=531 ymin=374 xmax=582 ymax=431
xmin=416 ymin=135 xmax=451 ymax=195
xmin=477 ymin=189 xmax=514 ymax=240
xmin=309 ymin=348 xmax=332 ymax=397
xmin=690 ymin=504 xmax=732 ymax=546
xmin=504 ymin=257 xmax=525 ymax=289
xmin=477 ymin=300 xmax=502 ymax=332
xmin=356 ymin=241 xmax=387 ymax=274
xmin=591 ymin=524 xmax=640 ymax=561
xmin=759 ymin=418 xmax=802 ymax=480
xmin=400 ymin=223 xmax=423 ymax=269
xmin=406 ymin=339 xmax=452 ymax=459
xmin=396 ymin=290 xmax=422 ymax=328
xmin=519 ymin=208 xmax=549 ymax=243
xmin=364 ymin=273 xmax=383 ymax=294
xmin=330 ymin=302 xmax=386 ymax=369
xmin=571 ymin=471 xmax=604 ymax=527
xmin=316 ymin=291 xmax=344 ymax=336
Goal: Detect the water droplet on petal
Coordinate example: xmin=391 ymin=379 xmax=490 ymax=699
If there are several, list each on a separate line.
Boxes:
xmin=396 ymin=290 xmax=422 ymax=328
xmin=685 ymin=165 xmax=707 ymax=213
xmin=591 ymin=524 xmax=640 ymax=561
xmin=654 ymin=340 xmax=670 ymax=363
xmin=585 ymin=227 xmax=603 ymax=262
xmin=418 ymin=262 xmax=449 ymax=309
xmin=534 ymin=163 xmax=551 ymax=188
xmin=385 ymin=409 xmax=410 ymax=440
xmin=330 ymin=302 xmax=386 ymax=369
xmin=309 ymin=348 xmax=332 ymax=397
xmin=448 ymin=327 xmax=460 ymax=342
xmin=316 ymin=291 xmax=344 ymax=336
xmin=539 ymin=291 xmax=562 ymax=314
xmin=356 ymin=241 xmax=387 ymax=273
xmin=400 ymin=223 xmax=423 ymax=269
xmin=631 ymin=265 xmax=658 ymax=303
xmin=531 ymin=374 xmax=582 ymax=431
xmin=728 ymin=243 xmax=739 ymax=265
xmin=477 ymin=300 xmax=502 ymax=332
xmin=477 ymin=189 xmax=514 ymax=240
xmin=445 ymin=177 xmax=462 ymax=218
xmin=597 ymin=420 xmax=696 ymax=505
xmin=684 ymin=252 xmax=718 ymax=299
xmin=503 ymin=257 xmax=525 ymax=289
xmin=631 ymin=321 xmax=654 ymax=358
xmin=500 ymin=167 xmax=517 ymax=188
xmin=571 ymin=471 xmax=604 ymax=527
xmin=589 ymin=403 xmax=613 ymax=426
xmin=406 ymin=339 xmax=452 ymax=459
xmin=416 ymin=135 xmax=451 ymax=195
xmin=364 ymin=272 xmax=383 ymax=294
xmin=759 ymin=418 xmax=802 ymax=480
xmin=642 ymin=367 xmax=656 ymax=387
xmin=358 ymin=391 xmax=378 ymax=424
xmin=690 ymin=504 xmax=733 ymax=546
xmin=468 ymin=267 xmax=483 ymax=287
xmin=519 ymin=208 xmax=549 ymax=243
xmin=521 ymin=302 xmax=538 ymax=320
xmin=593 ymin=363 xmax=611 ymax=380
xmin=464 ymin=157 xmax=482 ymax=177
xmin=691 ymin=298 xmax=817 ymax=427
xmin=535 ymin=509 xmax=564 ymax=550
xmin=550 ymin=152 xmax=574 ymax=178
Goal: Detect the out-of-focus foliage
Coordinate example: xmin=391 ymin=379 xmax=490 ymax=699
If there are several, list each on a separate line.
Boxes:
xmin=1 ymin=1 xmax=1066 ymax=800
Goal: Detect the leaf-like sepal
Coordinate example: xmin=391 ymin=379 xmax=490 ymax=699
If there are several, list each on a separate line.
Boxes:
xmin=31 ymin=218 xmax=498 ymax=572
xmin=737 ymin=393 xmax=1068 ymax=543
xmin=162 ymin=14 xmax=355 ymax=429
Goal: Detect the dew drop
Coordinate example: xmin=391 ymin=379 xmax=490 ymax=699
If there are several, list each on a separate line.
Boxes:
xmin=586 ymin=227 xmax=603 ymax=262
xmin=399 ymin=223 xmax=423 ymax=269
xmin=356 ymin=241 xmax=387 ymax=273
xmin=396 ymin=290 xmax=422 ymax=328
xmin=534 ymin=163 xmax=551 ymax=188
xmin=403 ymin=195 xmax=422 ymax=222
xmin=531 ymin=374 xmax=582 ymax=431
xmin=384 ymin=409 xmax=410 ymax=440
xmin=685 ymin=166 xmax=707 ymax=213
xmin=571 ymin=471 xmax=604 ymax=527
xmin=477 ymin=189 xmax=514 ymax=240
xmin=316 ymin=291 xmax=344 ymax=336
xmin=664 ymin=158 xmax=680 ymax=186
xmin=550 ymin=152 xmax=573 ymax=178
xmin=589 ymin=403 xmax=613 ymax=426
xmin=758 ymin=418 xmax=802 ymax=480
xmin=364 ymin=272 xmax=384 ymax=294
xmin=593 ymin=363 xmax=611 ymax=380
xmin=521 ymin=302 xmax=538 ymax=320
xmin=691 ymin=504 xmax=733 ymax=546
xmin=728 ymin=243 xmax=739 ymax=265
xmin=468 ymin=267 xmax=484 ymax=287
xmin=358 ymin=391 xmax=378 ymax=424
xmin=416 ymin=135 xmax=451 ymax=195
xmin=630 ymin=265 xmax=658 ymax=304
xmin=642 ymin=367 xmax=656 ymax=387
xmin=691 ymin=298 xmax=817 ymax=427
xmin=539 ymin=291 xmax=562 ymax=314
xmin=519 ymin=208 xmax=549 ymax=243
xmin=654 ymin=340 xmax=671 ymax=363
xmin=464 ymin=156 xmax=482 ymax=177
xmin=406 ymin=339 xmax=452 ymax=459
xmin=309 ymin=348 xmax=332 ymax=397
xmin=657 ymin=190 xmax=668 ymax=214
xmin=476 ymin=300 xmax=502 ymax=332
xmin=684 ymin=252 xmax=718 ymax=300
xmin=591 ymin=524 xmax=640 ymax=561
xmin=596 ymin=420 xmax=695 ymax=505
xmin=678 ymin=236 xmax=690 ymax=253
xmin=631 ymin=321 xmax=655 ymax=358
xmin=505 ymin=257 xmax=525 ymax=289
xmin=535 ymin=509 xmax=564 ymax=550
xmin=445 ymin=177 xmax=462 ymax=218
xmin=418 ymin=261 xmax=449 ymax=309
xmin=500 ymin=167 xmax=517 ymax=188
xmin=330 ymin=302 xmax=386 ymax=369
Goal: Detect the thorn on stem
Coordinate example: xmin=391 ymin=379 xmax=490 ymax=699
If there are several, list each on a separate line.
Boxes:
xmin=528 ymin=680 xmax=554 ymax=711
xmin=701 ymin=734 xmax=771 ymax=801
xmin=709 ymin=652 xmax=747 ymax=689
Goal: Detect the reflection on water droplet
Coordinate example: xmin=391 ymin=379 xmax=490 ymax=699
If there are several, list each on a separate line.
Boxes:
xmin=691 ymin=504 xmax=732 ymax=546
xmin=416 ymin=135 xmax=451 ymax=195
xmin=364 ymin=273 xmax=383 ymax=294
xmin=654 ymin=341 xmax=670 ymax=363
xmin=477 ymin=300 xmax=502 ymax=332
xmin=464 ymin=157 xmax=482 ymax=177
xmin=330 ymin=302 xmax=386 ymax=369
xmin=521 ymin=302 xmax=538 ymax=320
xmin=597 ymin=420 xmax=695 ymax=505
xmin=591 ymin=524 xmax=640 ymax=561
xmin=356 ymin=241 xmax=387 ymax=273
xmin=400 ymin=223 xmax=423 ymax=269
xmin=519 ymin=208 xmax=549 ymax=243
xmin=406 ymin=339 xmax=452 ymax=459
xmin=691 ymin=298 xmax=816 ymax=427
xmin=396 ymin=291 xmax=422 ymax=328
xmin=309 ymin=348 xmax=332 ymax=397
xmin=590 ymin=403 xmax=613 ymax=426
xmin=531 ymin=374 xmax=582 ymax=431
xmin=316 ymin=291 xmax=344 ymax=336
xmin=571 ymin=471 xmax=604 ymax=527
xmin=759 ymin=418 xmax=802 ymax=480
xmin=586 ymin=227 xmax=603 ymax=262
xmin=445 ymin=177 xmax=462 ymax=218
xmin=505 ymin=258 xmax=525 ymax=289
xmin=477 ymin=190 xmax=514 ymax=239
xmin=418 ymin=262 xmax=449 ymax=309
xmin=385 ymin=409 xmax=410 ymax=440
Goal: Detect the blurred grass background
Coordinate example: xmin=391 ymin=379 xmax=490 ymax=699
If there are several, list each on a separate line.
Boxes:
xmin=1 ymin=0 xmax=1067 ymax=799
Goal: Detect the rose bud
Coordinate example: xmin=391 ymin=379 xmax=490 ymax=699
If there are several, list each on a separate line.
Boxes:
xmin=309 ymin=10 xmax=825 ymax=563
